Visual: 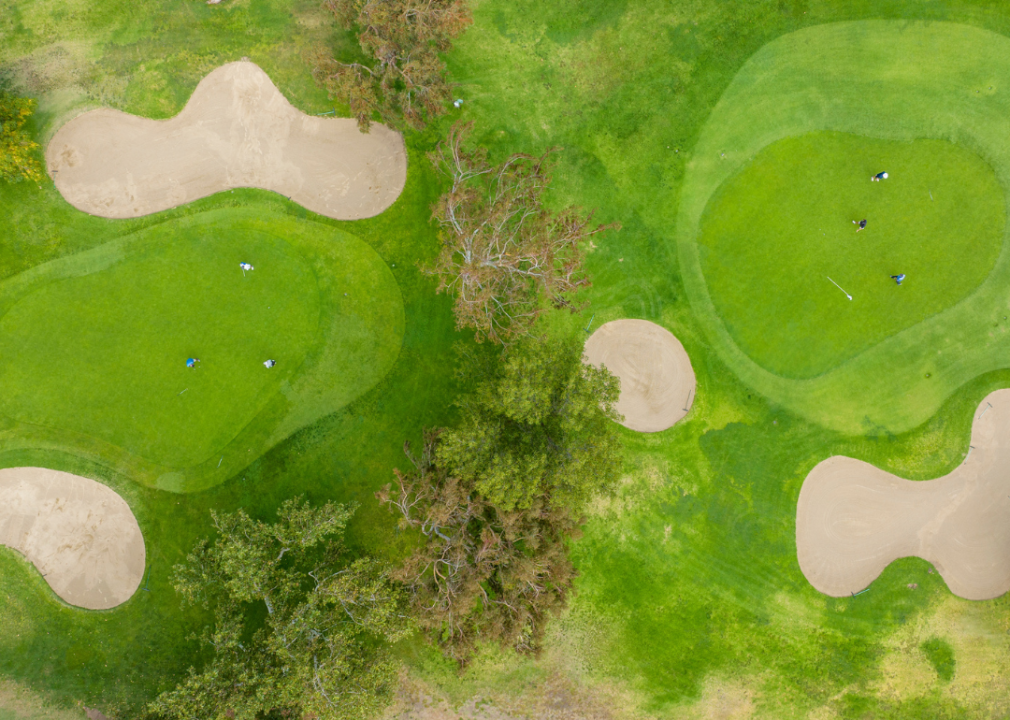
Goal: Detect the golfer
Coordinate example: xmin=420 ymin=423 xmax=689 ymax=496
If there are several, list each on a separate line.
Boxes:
xmin=854 ymin=219 xmax=867 ymax=232
xmin=264 ymin=359 xmax=276 ymax=368
xmin=890 ymin=274 xmax=906 ymax=285
xmin=186 ymin=358 xmax=200 ymax=368
xmin=872 ymin=171 xmax=888 ymax=181
xmin=240 ymin=262 xmax=254 ymax=272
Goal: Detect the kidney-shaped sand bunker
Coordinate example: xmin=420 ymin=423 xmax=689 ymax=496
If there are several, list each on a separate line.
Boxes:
xmin=796 ymin=389 xmax=1010 ymax=600
xmin=47 ymin=61 xmax=407 ymax=220
xmin=584 ymin=319 xmax=696 ymax=432
xmin=0 ymin=467 xmax=145 ymax=609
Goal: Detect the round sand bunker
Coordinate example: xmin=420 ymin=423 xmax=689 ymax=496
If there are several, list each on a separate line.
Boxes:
xmin=583 ymin=319 xmax=696 ymax=432
xmin=0 ymin=468 xmax=145 ymax=609
xmin=46 ymin=61 xmax=407 ymax=220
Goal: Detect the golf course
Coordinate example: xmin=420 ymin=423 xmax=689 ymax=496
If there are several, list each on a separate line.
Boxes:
xmin=5 ymin=0 xmax=1010 ymax=718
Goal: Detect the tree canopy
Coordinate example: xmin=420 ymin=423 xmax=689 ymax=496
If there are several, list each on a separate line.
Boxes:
xmin=146 ymin=499 xmax=410 ymax=720
xmin=379 ymin=336 xmax=623 ymax=661
xmin=318 ymin=0 xmax=471 ymax=130
xmin=438 ymin=335 xmax=623 ymax=513
xmin=379 ymin=430 xmax=578 ymax=661
xmin=427 ymin=122 xmax=618 ymax=345
xmin=0 ymin=93 xmax=42 ymax=184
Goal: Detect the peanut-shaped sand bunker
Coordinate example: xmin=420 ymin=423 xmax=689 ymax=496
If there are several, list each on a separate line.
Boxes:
xmin=797 ymin=390 xmax=1010 ymax=600
xmin=46 ymin=61 xmax=407 ymax=220
xmin=584 ymin=319 xmax=696 ymax=432
xmin=0 ymin=468 xmax=145 ymax=609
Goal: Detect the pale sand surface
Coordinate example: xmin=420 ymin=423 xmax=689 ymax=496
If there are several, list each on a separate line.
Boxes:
xmin=796 ymin=389 xmax=1010 ymax=600
xmin=46 ymin=61 xmax=407 ymax=220
xmin=583 ymin=319 xmax=696 ymax=432
xmin=0 ymin=468 xmax=145 ymax=609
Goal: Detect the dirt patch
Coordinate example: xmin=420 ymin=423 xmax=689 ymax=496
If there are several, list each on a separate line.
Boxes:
xmin=385 ymin=668 xmax=643 ymax=720
xmin=680 ymin=677 xmax=755 ymax=720
xmin=0 ymin=467 xmax=145 ymax=610
xmin=583 ymin=319 xmax=696 ymax=432
xmin=0 ymin=679 xmax=83 ymax=720
xmin=796 ymin=389 xmax=1010 ymax=600
xmin=46 ymin=61 xmax=407 ymax=220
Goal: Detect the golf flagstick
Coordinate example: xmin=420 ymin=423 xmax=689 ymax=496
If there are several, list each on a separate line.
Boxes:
xmin=826 ymin=276 xmax=852 ymax=301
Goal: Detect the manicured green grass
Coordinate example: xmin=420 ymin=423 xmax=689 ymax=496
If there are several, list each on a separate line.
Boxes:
xmin=8 ymin=1 xmax=1010 ymax=720
xmin=698 ymin=131 xmax=1003 ymax=379
xmin=0 ymin=0 xmax=456 ymax=704
xmin=444 ymin=3 xmax=1010 ymax=718
xmin=0 ymin=210 xmax=404 ymax=491
xmin=677 ymin=21 xmax=1010 ymax=435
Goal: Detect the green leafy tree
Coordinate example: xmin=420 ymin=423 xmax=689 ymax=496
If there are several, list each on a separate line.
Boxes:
xmin=428 ymin=122 xmax=619 ymax=345
xmin=378 ymin=336 xmax=623 ymax=660
xmin=439 ymin=335 xmax=623 ymax=513
xmin=146 ymin=498 xmax=411 ymax=720
xmin=318 ymin=0 xmax=472 ymax=130
xmin=0 ymin=93 xmax=42 ymax=184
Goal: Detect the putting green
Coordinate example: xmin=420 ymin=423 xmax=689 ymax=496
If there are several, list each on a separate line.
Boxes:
xmin=699 ymin=132 xmax=1004 ymax=379
xmin=677 ymin=21 xmax=1010 ymax=435
xmin=0 ymin=209 xmax=404 ymax=492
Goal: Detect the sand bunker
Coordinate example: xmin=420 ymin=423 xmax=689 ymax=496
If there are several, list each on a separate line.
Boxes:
xmin=0 ymin=468 xmax=145 ymax=609
xmin=797 ymin=390 xmax=1010 ymax=600
xmin=46 ymin=61 xmax=407 ymax=219
xmin=583 ymin=319 xmax=696 ymax=432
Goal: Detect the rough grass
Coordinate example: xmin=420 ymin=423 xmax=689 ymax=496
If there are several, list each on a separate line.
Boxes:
xmin=438 ymin=2 xmax=1010 ymax=719
xmin=698 ymin=132 xmax=1004 ymax=379
xmin=920 ymin=638 xmax=956 ymax=682
xmin=0 ymin=2 xmax=457 ymax=704
xmin=0 ymin=678 xmax=82 ymax=720
xmin=6 ymin=1 xmax=1010 ymax=719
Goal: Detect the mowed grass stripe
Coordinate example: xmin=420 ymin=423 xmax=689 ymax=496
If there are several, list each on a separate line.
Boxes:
xmin=677 ymin=21 xmax=1010 ymax=434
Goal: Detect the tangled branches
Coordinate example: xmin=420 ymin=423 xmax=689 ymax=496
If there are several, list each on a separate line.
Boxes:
xmin=427 ymin=122 xmax=618 ymax=345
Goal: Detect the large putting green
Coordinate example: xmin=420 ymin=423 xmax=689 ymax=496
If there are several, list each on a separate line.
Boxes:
xmin=0 ymin=209 xmax=404 ymax=492
xmin=699 ymin=132 xmax=1004 ymax=379
xmin=678 ymin=21 xmax=1010 ymax=434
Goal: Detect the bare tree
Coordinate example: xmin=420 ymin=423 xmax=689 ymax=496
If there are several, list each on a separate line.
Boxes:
xmin=318 ymin=0 xmax=471 ymax=130
xmin=377 ymin=430 xmax=578 ymax=662
xmin=427 ymin=122 xmax=618 ymax=345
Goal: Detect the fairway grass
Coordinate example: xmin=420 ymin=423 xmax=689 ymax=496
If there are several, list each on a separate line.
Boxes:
xmin=678 ymin=21 xmax=1010 ymax=434
xmin=444 ymin=6 xmax=1010 ymax=717
xmin=11 ymin=2 xmax=1010 ymax=719
xmin=0 ymin=209 xmax=404 ymax=492
xmin=699 ymin=132 xmax=1003 ymax=379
